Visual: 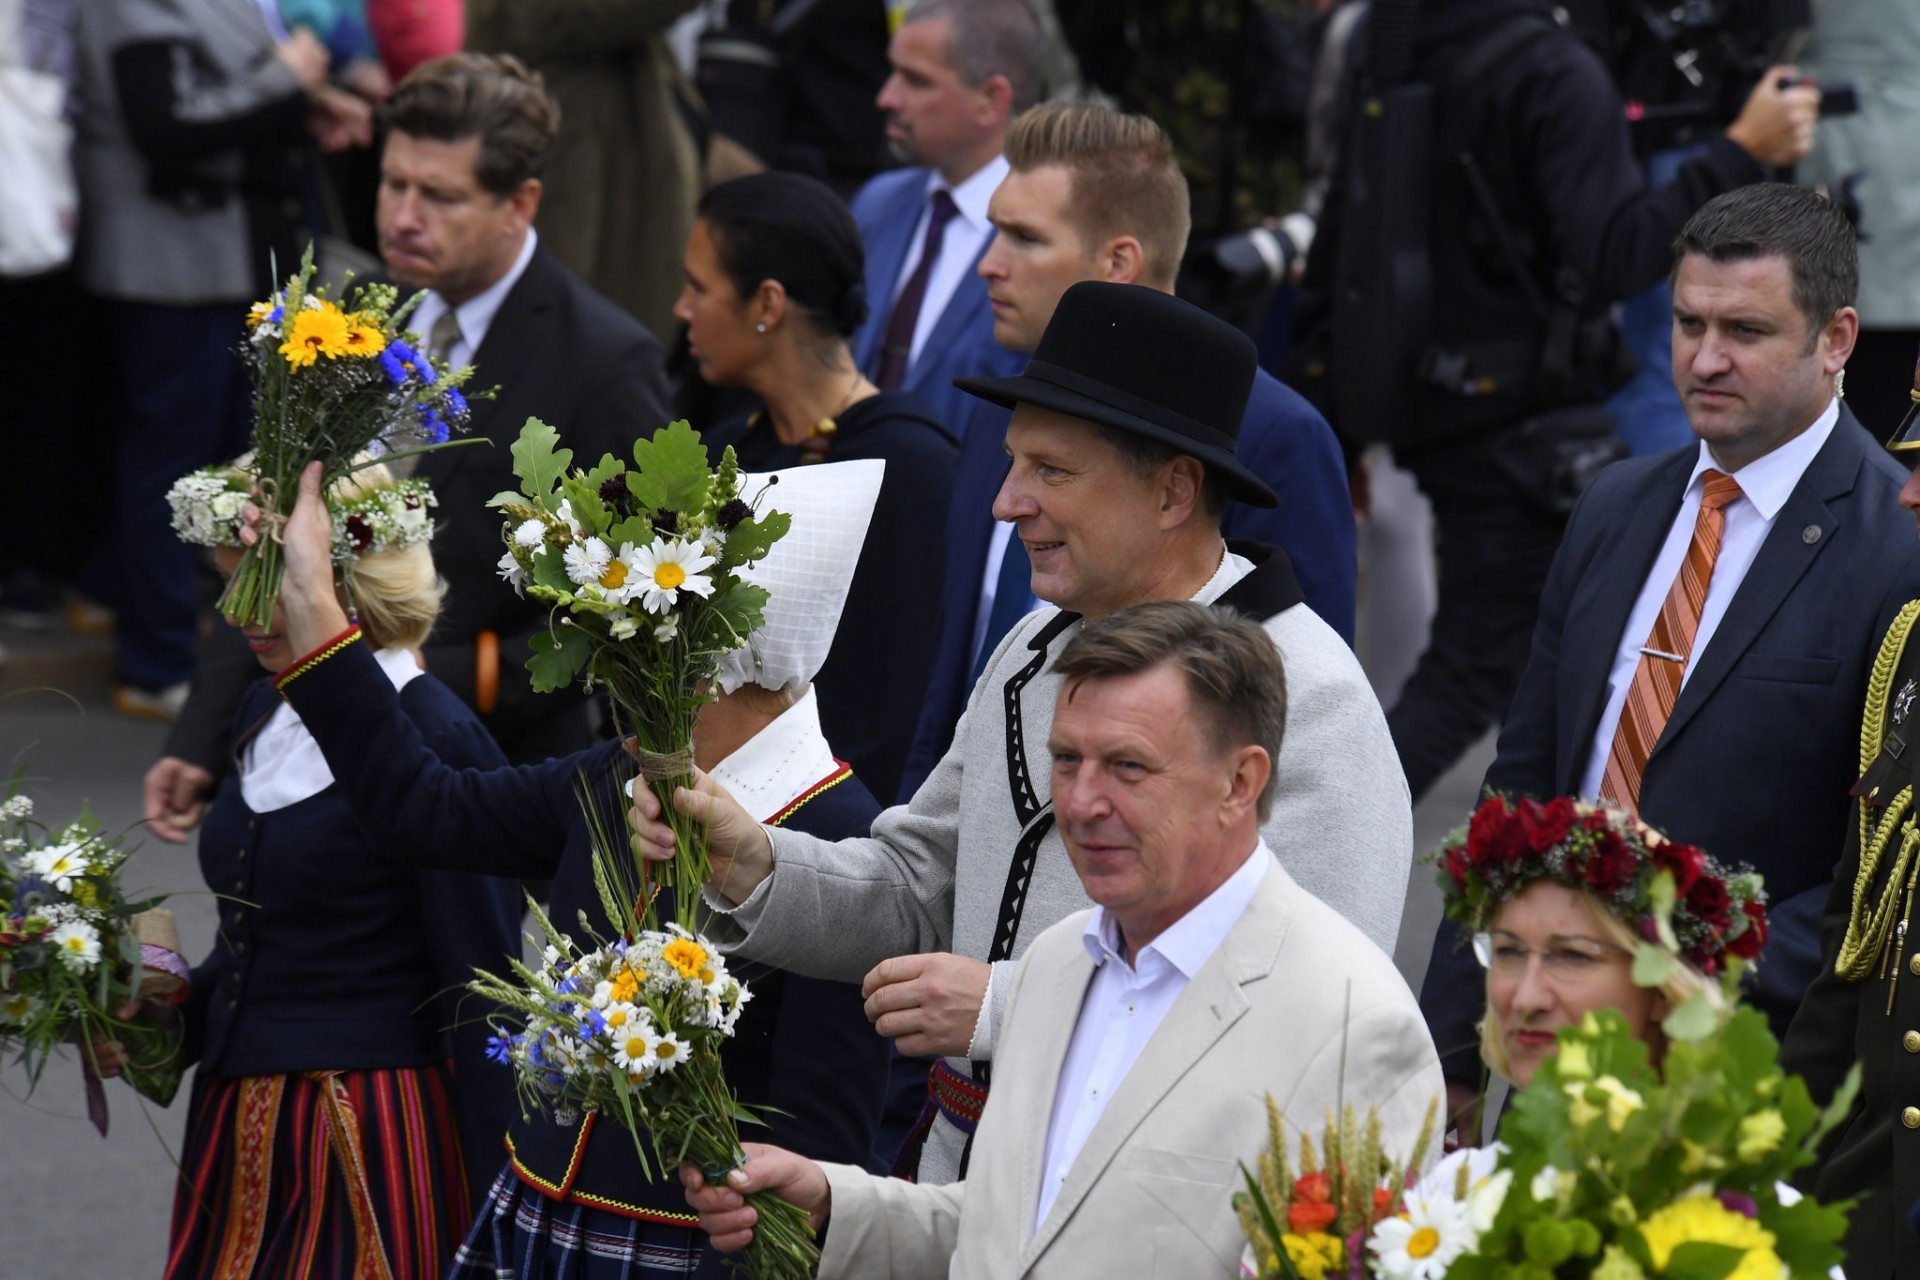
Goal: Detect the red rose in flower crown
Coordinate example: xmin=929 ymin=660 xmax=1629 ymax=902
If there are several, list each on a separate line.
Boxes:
xmin=1430 ymin=795 xmax=1768 ymax=973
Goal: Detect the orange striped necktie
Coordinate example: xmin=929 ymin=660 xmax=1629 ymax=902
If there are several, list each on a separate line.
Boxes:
xmin=1599 ymin=468 xmax=1744 ymax=813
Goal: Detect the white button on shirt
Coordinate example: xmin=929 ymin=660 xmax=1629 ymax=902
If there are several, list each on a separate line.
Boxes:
xmin=889 ymin=154 xmax=1008 ymax=370
xmin=1034 ymin=843 xmax=1273 ymax=1232
xmin=1577 ymin=397 xmax=1840 ymax=800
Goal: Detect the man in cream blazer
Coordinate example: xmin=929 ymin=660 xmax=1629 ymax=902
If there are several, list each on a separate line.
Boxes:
xmin=683 ymin=603 xmax=1443 ymax=1278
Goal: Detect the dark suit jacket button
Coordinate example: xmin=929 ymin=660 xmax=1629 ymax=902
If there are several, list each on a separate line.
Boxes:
xmin=1903 ymin=1030 xmax=1920 ymax=1053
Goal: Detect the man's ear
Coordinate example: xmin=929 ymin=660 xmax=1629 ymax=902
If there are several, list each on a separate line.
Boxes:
xmin=1222 ymin=744 xmax=1270 ymax=825
xmin=976 ymin=73 xmax=1015 ymax=127
xmin=1102 ymin=235 xmax=1146 ymax=285
xmin=1820 ymin=305 xmax=1859 ymax=377
xmin=1157 ymin=455 xmax=1207 ymax=529
xmin=508 ymin=178 xmax=543 ymax=232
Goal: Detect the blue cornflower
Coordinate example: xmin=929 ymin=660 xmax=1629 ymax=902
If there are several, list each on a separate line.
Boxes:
xmin=576 ymin=1010 xmax=606 ymax=1041
xmin=378 ymin=348 xmax=409 ymax=387
xmin=556 ymin=974 xmax=583 ymax=996
xmin=268 ymin=304 xmax=283 ymax=325
xmin=416 ymin=404 xmax=449 ymax=444
xmin=485 ymin=1033 xmax=515 ymax=1064
xmin=446 ymin=388 xmax=469 ymax=417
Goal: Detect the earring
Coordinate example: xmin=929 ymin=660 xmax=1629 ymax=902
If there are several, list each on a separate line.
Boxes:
xmin=1835 ymin=367 xmax=1847 ymax=398
xmin=756 ymin=322 xmax=767 ymax=333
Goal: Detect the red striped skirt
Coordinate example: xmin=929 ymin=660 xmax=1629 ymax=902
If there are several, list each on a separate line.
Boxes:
xmin=165 ymin=1064 xmax=472 ymax=1280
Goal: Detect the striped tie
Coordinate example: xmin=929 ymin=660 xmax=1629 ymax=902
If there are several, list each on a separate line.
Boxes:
xmin=1599 ymin=469 xmax=1744 ymax=813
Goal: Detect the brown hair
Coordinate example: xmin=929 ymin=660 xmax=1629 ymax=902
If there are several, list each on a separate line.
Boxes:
xmin=1671 ymin=183 xmax=1858 ymax=350
xmin=903 ymin=0 xmax=1048 ymax=113
xmin=1004 ymin=103 xmax=1190 ymax=291
xmin=383 ymin=53 xmax=561 ymax=196
xmin=1052 ymin=601 xmax=1285 ymax=819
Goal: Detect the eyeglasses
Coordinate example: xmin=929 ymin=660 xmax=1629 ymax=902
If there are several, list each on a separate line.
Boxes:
xmin=1472 ymin=932 xmax=1628 ymax=981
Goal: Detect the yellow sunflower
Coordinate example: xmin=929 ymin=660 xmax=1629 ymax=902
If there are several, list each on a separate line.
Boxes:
xmin=279 ymin=304 xmax=352 ymax=368
xmin=661 ymin=938 xmax=709 ymax=980
xmin=342 ymin=312 xmax=387 ymax=357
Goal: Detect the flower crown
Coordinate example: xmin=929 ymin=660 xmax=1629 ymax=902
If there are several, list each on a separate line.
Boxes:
xmin=1435 ymin=795 xmax=1768 ymax=975
xmin=166 ymin=465 xmax=437 ymax=564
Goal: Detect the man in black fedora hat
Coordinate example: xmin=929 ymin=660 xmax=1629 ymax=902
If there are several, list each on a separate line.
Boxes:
xmin=629 ymin=278 xmax=1412 ymax=1182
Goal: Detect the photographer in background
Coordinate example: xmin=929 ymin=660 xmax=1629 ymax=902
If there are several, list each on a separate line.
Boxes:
xmin=1291 ymin=0 xmax=1819 ymax=806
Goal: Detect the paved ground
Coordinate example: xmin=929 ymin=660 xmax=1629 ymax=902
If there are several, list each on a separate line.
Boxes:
xmin=0 ymin=611 xmax=1495 ymax=1278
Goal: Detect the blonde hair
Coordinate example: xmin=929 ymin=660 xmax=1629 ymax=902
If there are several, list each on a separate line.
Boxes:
xmin=1476 ymin=888 xmax=1725 ymax=1082
xmin=1003 ymin=103 xmax=1190 ymax=291
xmin=333 ymin=462 xmax=445 ymax=651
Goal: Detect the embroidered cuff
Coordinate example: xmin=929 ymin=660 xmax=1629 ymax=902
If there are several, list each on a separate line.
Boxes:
xmin=274 ymin=624 xmax=363 ymax=695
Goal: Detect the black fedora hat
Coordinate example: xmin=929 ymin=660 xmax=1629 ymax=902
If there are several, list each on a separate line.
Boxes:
xmin=954 ymin=281 xmax=1277 ymax=507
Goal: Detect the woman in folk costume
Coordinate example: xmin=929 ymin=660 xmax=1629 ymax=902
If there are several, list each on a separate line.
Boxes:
xmin=253 ymin=456 xmax=891 ymax=1278
xmin=156 ymin=460 xmax=524 ymax=1279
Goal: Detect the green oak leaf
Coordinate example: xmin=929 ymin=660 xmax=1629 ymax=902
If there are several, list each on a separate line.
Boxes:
xmin=527 ymin=624 xmax=593 ymax=693
xmin=629 ymin=420 xmax=713 ymax=514
xmin=511 ymin=418 xmax=573 ymax=501
xmin=720 ymin=510 xmax=792 ymax=570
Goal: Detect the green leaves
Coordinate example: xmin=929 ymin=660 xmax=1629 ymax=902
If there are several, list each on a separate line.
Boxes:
xmin=628 ymin=420 xmax=713 ymax=515
xmin=719 ymin=510 xmax=791 ymax=571
xmin=527 ymin=624 xmax=593 ymax=693
xmin=511 ymin=417 xmax=574 ymax=501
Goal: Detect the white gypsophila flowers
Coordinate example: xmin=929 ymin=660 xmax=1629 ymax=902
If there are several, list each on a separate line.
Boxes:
xmin=2 ymin=795 xmax=34 ymax=820
xmin=166 ymin=472 xmax=243 ymax=547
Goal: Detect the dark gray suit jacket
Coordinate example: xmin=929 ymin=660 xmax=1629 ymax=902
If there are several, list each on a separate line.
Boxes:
xmin=1420 ymin=406 xmax=1920 ymax=1080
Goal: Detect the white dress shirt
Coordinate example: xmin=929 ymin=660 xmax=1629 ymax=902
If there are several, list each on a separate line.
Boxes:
xmin=1577 ymin=398 xmax=1839 ymax=799
xmin=241 ymin=647 xmax=423 ymax=812
xmin=407 ymin=227 xmax=539 ymax=368
xmin=1034 ymin=842 xmax=1273 ymax=1231
xmin=889 ymin=154 xmax=1008 ymax=370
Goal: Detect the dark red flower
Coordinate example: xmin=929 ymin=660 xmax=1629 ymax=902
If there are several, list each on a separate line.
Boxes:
xmin=1686 ymin=874 xmax=1732 ymax=929
xmin=345 ymin=514 xmax=373 ymax=550
xmin=1444 ymin=848 xmax=1470 ymax=890
xmin=404 ymin=493 xmax=421 ymax=510
xmin=717 ymin=498 xmax=754 ymax=530
xmin=1466 ymin=797 xmax=1523 ymax=865
xmin=1727 ymin=900 xmax=1768 ymax=959
xmin=1518 ymin=796 xmax=1576 ymax=853
xmin=652 ymin=508 xmax=680 ymax=535
xmin=1583 ymin=830 xmax=1637 ymax=895
xmin=1653 ymin=843 xmax=1704 ymax=896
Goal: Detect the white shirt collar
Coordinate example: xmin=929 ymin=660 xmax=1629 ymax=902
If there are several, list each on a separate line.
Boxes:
xmin=1191 ymin=545 xmax=1255 ymax=606
xmin=706 ymin=687 xmax=844 ymax=824
xmin=240 ymin=647 xmax=423 ymax=813
xmin=927 ymin=154 xmax=1009 ymax=233
xmin=1687 ymin=396 xmax=1838 ymax=521
xmin=1081 ymin=839 xmax=1271 ymax=976
xmin=412 ymin=227 xmax=538 ymax=364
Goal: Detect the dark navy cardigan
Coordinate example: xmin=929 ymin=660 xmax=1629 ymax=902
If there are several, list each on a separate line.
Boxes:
xmin=280 ymin=639 xmax=887 ymax=1229
xmin=186 ymin=670 xmax=526 ymax=1205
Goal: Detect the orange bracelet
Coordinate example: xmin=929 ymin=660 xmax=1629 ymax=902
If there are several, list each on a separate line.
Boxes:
xmin=475 ymin=629 xmax=500 ymax=714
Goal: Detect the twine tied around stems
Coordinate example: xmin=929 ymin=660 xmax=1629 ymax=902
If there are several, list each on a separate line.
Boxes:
xmin=705 ymin=1147 xmax=748 ymax=1181
xmin=254 ymin=476 xmax=291 ymax=544
xmin=634 ymin=747 xmax=696 ymax=783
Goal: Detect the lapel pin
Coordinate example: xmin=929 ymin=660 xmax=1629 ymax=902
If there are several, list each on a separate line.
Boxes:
xmin=1896 ymin=679 xmax=1917 ymax=726
xmin=1802 ymin=524 xmax=1822 ymax=545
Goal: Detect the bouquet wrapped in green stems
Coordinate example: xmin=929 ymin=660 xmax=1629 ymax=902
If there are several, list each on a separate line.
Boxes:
xmin=219 ymin=247 xmax=478 ymax=630
xmin=485 ymin=416 xmax=812 ymax=1276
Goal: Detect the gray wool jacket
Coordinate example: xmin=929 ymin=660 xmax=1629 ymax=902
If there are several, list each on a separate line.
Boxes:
xmin=702 ymin=544 xmax=1414 ymax=1183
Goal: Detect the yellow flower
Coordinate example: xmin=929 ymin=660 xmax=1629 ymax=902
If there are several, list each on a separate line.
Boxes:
xmin=608 ymin=967 xmax=639 ymax=1004
xmin=661 ymin=938 xmax=709 ymax=980
xmin=1638 ymin=1196 xmax=1782 ymax=1280
xmin=1735 ymin=1110 xmax=1786 ymax=1162
xmin=246 ymin=300 xmax=275 ymax=328
xmin=69 ymin=880 xmax=100 ymax=909
xmin=280 ymin=304 xmax=351 ymax=367
xmin=1566 ymin=1075 xmax=1644 ymax=1131
xmin=1557 ymin=1041 xmax=1593 ymax=1080
xmin=1281 ymin=1232 xmax=1344 ymax=1280
xmin=600 ymin=559 xmax=629 ymax=591
xmin=342 ymin=314 xmax=387 ymax=357
xmin=1680 ymin=1140 xmax=1726 ymax=1175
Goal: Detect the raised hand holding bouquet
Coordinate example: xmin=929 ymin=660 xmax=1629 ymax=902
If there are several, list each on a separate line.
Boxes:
xmin=216 ymin=246 xmax=476 ymax=629
xmin=1 ymin=779 xmax=185 ymax=1134
xmin=1352 ymin=797 xmax=1855 ymax=1280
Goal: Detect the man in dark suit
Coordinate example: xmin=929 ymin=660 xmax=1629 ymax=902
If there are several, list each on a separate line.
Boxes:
xmin=845 ymin=0 xmax=1040 ymax=433
xmin=143 ymin=53 xmax=672 ymax=842
xmin=1420 ymin=184 xmax=1920 ymax=1138
xmin=897 ymin=101 xmax=1356 ymax=803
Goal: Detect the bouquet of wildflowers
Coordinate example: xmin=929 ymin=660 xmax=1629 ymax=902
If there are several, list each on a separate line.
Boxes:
xmin=1237 ymin=1097 xmax=1439 ymax=1280
xmin=1362 ymin=1007 xmax=1855 ymax=1280
xmin=168 ymin=460 xmax=438 ymax=564
xmin=483 ymin=417 xmax=805 ymax=1274
xmin=0 ymin=782 xmax=185 ymax=1133
xmin=220 ymin=246 xmax=477 ymax=629
xmin=489 ymin=416 xmax=790 ymax=901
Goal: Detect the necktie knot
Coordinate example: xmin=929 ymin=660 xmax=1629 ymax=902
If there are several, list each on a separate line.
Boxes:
xmin=928 ymin=187 xmax=959 ymax=230
xmin=429 ymin=310 xmax=463 ymax=364
xmin=1700 ymin=469 xmax=1742 ymax=512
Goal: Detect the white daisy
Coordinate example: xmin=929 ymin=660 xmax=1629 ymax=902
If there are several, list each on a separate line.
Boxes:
xmin=649 ymin=1030 xmax=690 ymax=1075
xmin=25 ymin=842 xmax=88 ymax=892
xmin=514 ymin=518 xmax=549 ymax=549
xmin=600 ymin=1000 xmax=644 ymax=1038
xmin=1466 ymin=1168 xmax=1512 ymax=1234
xmin=49 ymin=919 xmax=101 ymax=972
xmin=496 ymin=549 xmax=527 ymax=596
xmin=1369 ymin=1195 xmax=1476 ymax=1280
xmin=610 ymin=1024 xmax=661 ymax=1074
xmin=630 ymin=538 xmax=717 ymax=615
xmin=1 ymin=991 xmax=36 ymax=1024
xmin=563 ymin=536 xmax=613 ymax=589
